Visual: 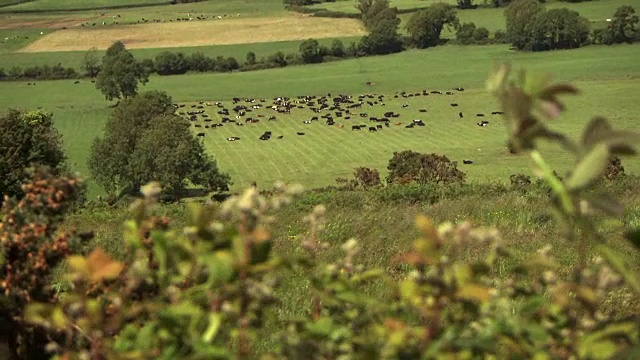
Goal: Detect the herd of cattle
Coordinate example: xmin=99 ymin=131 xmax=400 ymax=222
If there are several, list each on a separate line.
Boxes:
xmin=76 ymin=12 xmax=240 ymax=28
xmin=176 ymin=87 xmax=506 ymax=164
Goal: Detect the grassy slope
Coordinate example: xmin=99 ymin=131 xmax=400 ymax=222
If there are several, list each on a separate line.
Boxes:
xmin=1 ymin=43 xmax=638 ymax=196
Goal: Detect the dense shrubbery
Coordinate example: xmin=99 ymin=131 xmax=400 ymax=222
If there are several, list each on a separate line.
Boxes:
xmin=0 ymin=110 xmax=69 ymax=204
xmin=0 ymin=64 xmax=79 ymax=81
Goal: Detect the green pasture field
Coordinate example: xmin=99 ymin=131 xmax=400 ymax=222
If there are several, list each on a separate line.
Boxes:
xmin=0 ymin=0 xmax=285 ymax=18
xmin=0 ymin=36 xmax=362 ymax=70
xmin=0 ymin=28 xmax=54 ymax=53
xmin=0 ymin=44 xmax=638 ymax=197
xmin=0 ymin=0 xmax=169 ymax=12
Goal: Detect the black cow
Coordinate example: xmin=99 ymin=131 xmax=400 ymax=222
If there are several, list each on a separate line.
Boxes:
xmin=296 ymin=132 xmax=305 ymax=135
xmin=463 ymin=159 xmax=474 ymax=164
xmin=476 ymin=113 xmax=485 ymax=117
xmin=352 ymin=125 xmax=361 ymax=130
xmin=277 ymin=135 xmax=284 ymax=139
xmin=197 ymin=133 xmax=205 ymax=137
xmin=369 ymin=127 xmax=377 ymax=132
xmin=376 ymin=124 xmax=383 ymax=129
xmin=459 ymin=112 xmax=464 ymax=118
xmin=450 ymin=103 xmax=458 ymax=107
xmin=491 ymin=111 xmax=504 ymax=115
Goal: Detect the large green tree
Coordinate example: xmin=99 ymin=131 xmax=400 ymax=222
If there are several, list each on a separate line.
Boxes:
xmin=130 ymin=116 xmax=230 ymax=198
xmin=95 ymin=41 xmax=149 ymax=101
xmin=527 ymin=8 xmax=590 ymax=51
xmin=357 ymin=0 xmax=403 ymax=55
xmin=406 ymin=3 xmax=459 ymax=48
xmin=87 ymin=91 xmax=230 ymax=198
xmin=607 ymin=5 xmax=639 ymax=44
xmin=0 ymin=109 xmax=67 ymax=202
xmin=504 ymin=0 xmax=545 ymax=50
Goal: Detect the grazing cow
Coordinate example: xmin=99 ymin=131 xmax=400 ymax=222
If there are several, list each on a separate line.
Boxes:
xmin=227 ymin=137 xmax=240 ymax=141
xmin=405 ymin=123 xmax=415 ymax=128
xmin=463 ymin=160 xmax=474 ymax=164
xmin=296 ymin=132 xmax=305 ymax=135
xmin=450 ymin=103 xmax=458 ymax=107
xmin=477 ymin=121 xmax=489 ymax=127
xmin=352 ymin=125 xmax=361 ymax=130
xmin=197 ymin=133 xmax=205 ymax=137
xmin=194 ymin=124 xmax=202 ymax=128
xmin=455 ymin=87 xmax=465 ymax=91
xmin=476 ymin=113 xmax=485 ymax=117
xmin=419 ymin=109 xmax=427 ymax=112
xmin=491 ymin=111 xmax=504 ymax=115
xmin=303 ymin=120 xmax=312 ymax=124
xmin=446 ymin=91 xmax=454 ymax=95
xmin=277 ymin=135 xmax=284 ymax=139
xmin=376 ymin=124 xmax=383 ymax=129
xmin=369 ymin=127 xmax=377 ymax=132
xmin=413 ymin=119 xmax=425 ymax=126
xmin=74 ymin=80 xmax=80 ymax=84
xmin=459 ymin=112 xmax=464 ymax=118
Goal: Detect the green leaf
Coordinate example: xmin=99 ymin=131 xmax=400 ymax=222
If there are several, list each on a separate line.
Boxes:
xmin=582 ymin=116 xmax=612 ymax=148
xmin=202 ymin=313 xmax=222 ymax=343
xmin=566 ymin=143 xmax=610 ymax=191
xmin=579 ymin=322 xmax=637 ymax=359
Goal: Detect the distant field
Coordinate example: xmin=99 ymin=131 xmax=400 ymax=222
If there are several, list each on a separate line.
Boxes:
xmin=0 ymin=44 xmax=638 ymax=196
xmin=0 ymin=36 xmax=363 ymax=70
xmin=0 ymin=0 xmax=168 ymax=11
xmin=311 ymin=0 xmax=636 ymax=37
xmin=0 ymin=0 xmax=286 ymax=20
xmin=18 ymin=15 xmax=366 ymax=52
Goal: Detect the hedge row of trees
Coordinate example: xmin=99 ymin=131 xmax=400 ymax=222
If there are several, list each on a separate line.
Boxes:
xmin=0 ymin=63 xmax=79 ymax=81
xmin=505 ymin=1 xmax=638 ymax=51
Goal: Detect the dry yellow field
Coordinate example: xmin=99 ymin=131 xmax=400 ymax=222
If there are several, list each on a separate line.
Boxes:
xmin=18 ymin=15 xmax=367 ymax=52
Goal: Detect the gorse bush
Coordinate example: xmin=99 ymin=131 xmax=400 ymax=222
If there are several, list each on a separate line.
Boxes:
xmin=3 ymin=66 xmax=640 ymax=359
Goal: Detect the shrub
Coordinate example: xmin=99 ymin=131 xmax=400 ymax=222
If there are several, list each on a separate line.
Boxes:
xmin=353 ymin=167 xmax=382 ymax=188
xmin=386 ymin=150 xmax=466 ymax=185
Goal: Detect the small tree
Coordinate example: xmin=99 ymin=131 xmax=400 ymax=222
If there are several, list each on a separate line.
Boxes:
xmin=330 ymin=39 xmax=346 ymax=57
xmin=353 ymin=167 xmax=382 ymax=188
xmin=245 ymin=51 xmax=257 ymax=65
xmin=83 ymin=46 xmax=100 ymax=77
xmin=299 ymin=38 xmax=322 ymax=64
xmin=406 ymin=3 xmax=459 ymax=48
xmin=95 ymin=41 xmax=149 ymax=101
xmin=0 ymin=109 xmax=67 ymax=203
xmin=456 ymin=22 xmax=477 ymax=44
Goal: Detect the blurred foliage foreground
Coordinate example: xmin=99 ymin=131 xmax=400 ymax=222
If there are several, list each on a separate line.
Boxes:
xmin=3 ymin=65 xmax=640 ymax=359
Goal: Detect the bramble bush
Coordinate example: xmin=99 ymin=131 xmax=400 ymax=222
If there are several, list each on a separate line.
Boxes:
xmin=2 ymin=65 xmax=640 ymax=359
